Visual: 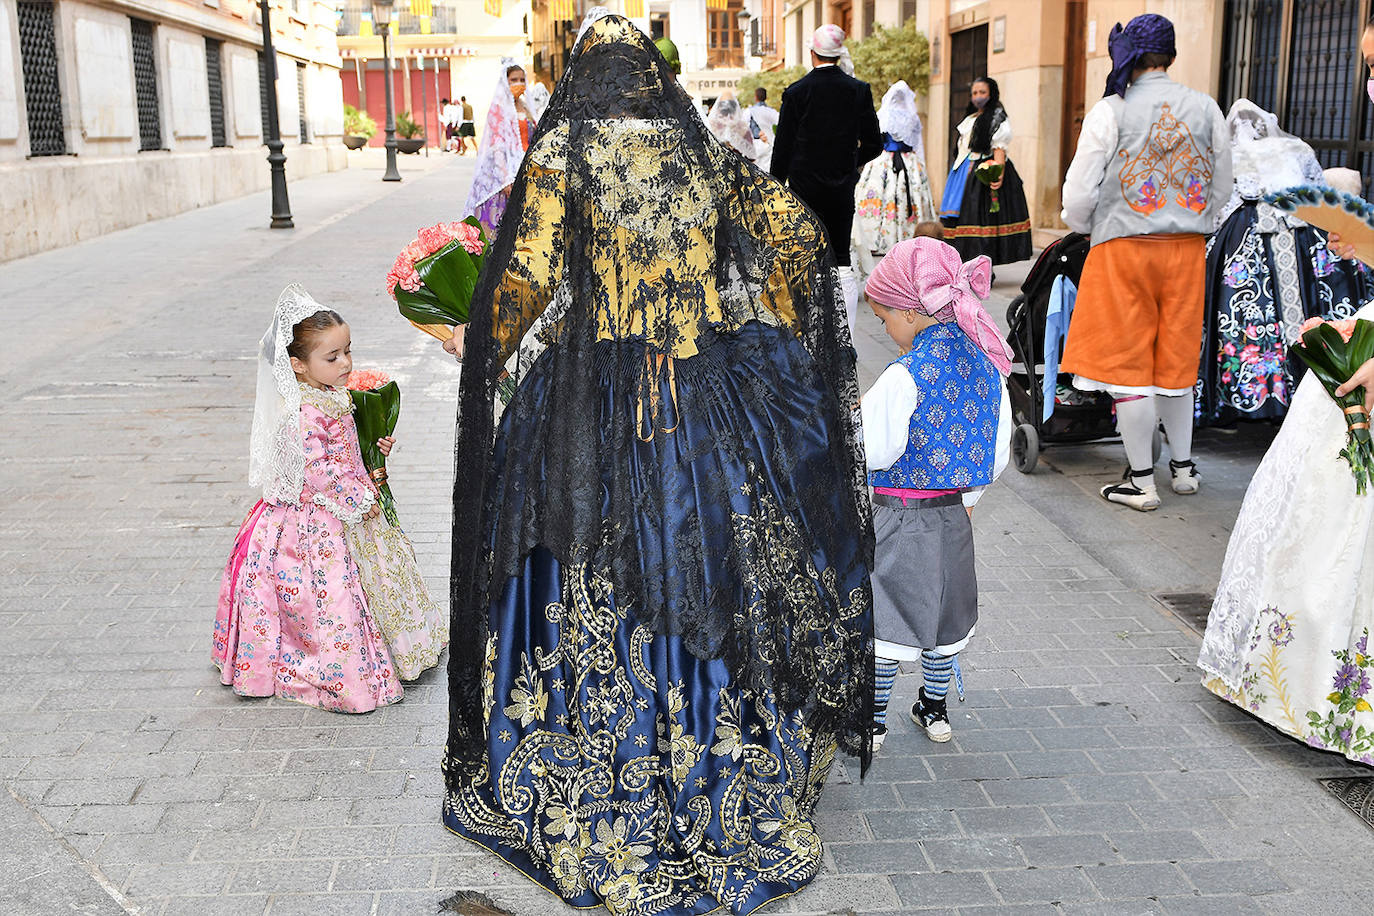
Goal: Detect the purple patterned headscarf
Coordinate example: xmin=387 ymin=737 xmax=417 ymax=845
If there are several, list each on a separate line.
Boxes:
xmin=1105 ymin=14 xmax=1176 ymax=98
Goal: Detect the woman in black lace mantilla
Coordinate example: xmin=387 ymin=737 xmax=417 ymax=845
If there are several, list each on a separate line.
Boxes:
xmin=440 ymin=16 xmax=874 ymax=914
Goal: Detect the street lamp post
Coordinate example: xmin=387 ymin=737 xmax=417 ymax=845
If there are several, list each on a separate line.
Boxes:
xmin=737 ymin=8 xmax=753 ymax=61
xmin=373 ymin=0 xmax=402 ymax=182
xmin=259 ymin=0 xmax=294 ymax=227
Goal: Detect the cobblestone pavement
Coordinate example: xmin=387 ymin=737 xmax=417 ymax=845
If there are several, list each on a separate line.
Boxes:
xmin=2 ymin=158 xmax=1373 ymax=916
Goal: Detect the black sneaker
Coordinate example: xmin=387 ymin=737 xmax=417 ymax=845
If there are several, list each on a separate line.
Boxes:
xmin=910 ymin=688 xmax=952 ymax=742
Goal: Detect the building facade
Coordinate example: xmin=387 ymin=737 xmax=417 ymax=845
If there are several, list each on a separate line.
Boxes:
xmin=335 ymin=0 xmax=530 ymax=148
xmin=776 ymin=0 xmax=1374 ymax=246
xmin=1 ymin=0 xmax=347 ymax=261
xmin=528 ymin=0 xmax=758 ymax=106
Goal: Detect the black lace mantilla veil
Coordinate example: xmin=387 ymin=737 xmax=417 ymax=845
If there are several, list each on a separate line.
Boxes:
xmin=446 ymin=16 xmax=875 ymax=776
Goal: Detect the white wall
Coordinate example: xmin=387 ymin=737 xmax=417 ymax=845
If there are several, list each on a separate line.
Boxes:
xmin=164 ymin=28 xmax=211 ymax=144
xmin=0 ymin=2 xmax=20 ymax=149
xmin=226 ymin=43 xmax=261 ymax=142
xmin=72 ymin=13 xmax=136 ymax=144
xmin=275 ymin=51 xmax=300 ymax=139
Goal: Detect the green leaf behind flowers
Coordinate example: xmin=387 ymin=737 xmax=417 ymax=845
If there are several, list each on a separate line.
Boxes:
xmin=349 ymin=381 xmax=401 ymax=526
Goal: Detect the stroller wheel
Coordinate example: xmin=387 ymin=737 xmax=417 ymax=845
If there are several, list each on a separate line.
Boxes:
xmin=1012 ymin=423 xmax=1040 ymax=474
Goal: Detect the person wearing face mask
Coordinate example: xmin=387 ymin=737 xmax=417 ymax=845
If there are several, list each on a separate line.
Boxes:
xmin=1059 ymin=13 xmax=1231 ymax=512
xmin=938 ymin=76 xmax=1032 ymax=267
xmin=463 ymin=60 xmax=537 ymax=236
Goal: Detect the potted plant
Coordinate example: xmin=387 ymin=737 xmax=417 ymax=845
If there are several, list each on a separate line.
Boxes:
xmin=395 ymin=111 xmax=425 ymax=154
xmin=342 ymin=104 xmax=376 ymax=150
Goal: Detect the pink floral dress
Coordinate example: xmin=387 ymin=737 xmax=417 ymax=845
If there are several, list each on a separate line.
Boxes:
xmin=213 ymin=385 xmax=403 ymax=713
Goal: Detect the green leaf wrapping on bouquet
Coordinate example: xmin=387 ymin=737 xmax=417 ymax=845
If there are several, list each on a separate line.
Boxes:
xmin=1292 ymin=319 xmax=1374 ymax=494
xmin=1296 ymin=321 xmax=1371 ymax=411
xmin=974 ymin=162 xmax=1003 ymax=185
xmin=393 ymin=220 xmax=489 ymax=328
xmin=348 ymin=382 xmax=402 ymax=526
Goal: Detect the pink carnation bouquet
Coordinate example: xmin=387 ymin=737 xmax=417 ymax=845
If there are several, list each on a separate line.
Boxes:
xmin=346 ymin=369 xmax=401 ymax=526
xmin=385 ymin=219 xmax=488 ymax=343
xmin=1293 ymin=316 xmax=1374 ymax=494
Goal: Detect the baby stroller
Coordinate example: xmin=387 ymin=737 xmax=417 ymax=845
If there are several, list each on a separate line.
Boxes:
xmin=1004 ymin=232 xmax=1162 ymax=472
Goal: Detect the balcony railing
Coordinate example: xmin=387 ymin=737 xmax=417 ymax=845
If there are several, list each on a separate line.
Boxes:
xmin=336 ymin=3 xmax=461 ymax=35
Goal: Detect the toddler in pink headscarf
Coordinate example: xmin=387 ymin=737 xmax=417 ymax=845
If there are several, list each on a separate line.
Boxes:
xmin=859 ymin=237 xmax=1012 ymax=751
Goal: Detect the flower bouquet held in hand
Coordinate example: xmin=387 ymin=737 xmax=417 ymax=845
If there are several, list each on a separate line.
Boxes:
xmin=346 ymin=369 xmax=401 ymax=526
xmin=1293 ymin=316 xmax=1374 ymax=495
xmin=974 ymin=160 xmax=1004 ymax=214
xmin=385 ymin=219 xmax=488 ymax=342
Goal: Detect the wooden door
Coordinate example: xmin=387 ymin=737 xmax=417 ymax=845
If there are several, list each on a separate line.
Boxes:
xmin=947 ymin=24 xmax=989 ymax=164
xmin=1059 ymin=0 xmax=1087 ymax=184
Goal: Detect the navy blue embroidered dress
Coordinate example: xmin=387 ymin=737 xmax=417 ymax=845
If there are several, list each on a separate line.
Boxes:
xmin=442 ymin=18 xmax=874 ymax=916
xmin=1198 ymin=200 xmax=1371 ymax=424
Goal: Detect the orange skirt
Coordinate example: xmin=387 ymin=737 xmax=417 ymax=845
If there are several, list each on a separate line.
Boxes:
xmin=1060 ymin=234 xmax=1205 ymax=392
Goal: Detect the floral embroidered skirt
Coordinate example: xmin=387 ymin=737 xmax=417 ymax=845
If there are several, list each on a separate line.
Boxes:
xmin=1199 ymin=347 xmax=1374 ymax=765
xmin=853 ymin=150 xmax=936 ymax=257
xmin=443 ymin=323 xmax=871 ymax=915
xmin=443 ymin=549 xmax=837 ymax=915
xmin=1197 ymin=201 xmax=1371 ymax=425
xmin=213 ymin=500 xmax=404 ymax=713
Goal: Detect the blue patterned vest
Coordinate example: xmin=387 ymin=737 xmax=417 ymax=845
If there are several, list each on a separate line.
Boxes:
xmin=869 ymin=323 xmax=1000 ymax=491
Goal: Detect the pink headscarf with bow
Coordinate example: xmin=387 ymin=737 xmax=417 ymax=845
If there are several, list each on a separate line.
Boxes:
xmin=864 ymin=238 xmax=1014 ymax=376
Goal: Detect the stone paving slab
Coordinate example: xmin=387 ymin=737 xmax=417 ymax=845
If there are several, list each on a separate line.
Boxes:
xmin=2 ymin=158 xmax=1373 ymax=916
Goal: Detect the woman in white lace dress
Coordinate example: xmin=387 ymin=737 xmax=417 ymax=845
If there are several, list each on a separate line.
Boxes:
xmin=1199 ymin=294 xmax=1374 ymax=764
xmin=1199 ymin=21 xmax=1374 ymax=767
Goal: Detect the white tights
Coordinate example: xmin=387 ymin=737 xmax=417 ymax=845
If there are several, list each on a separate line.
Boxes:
xmin=1113 ymin=391 xmax=1194 ymax=482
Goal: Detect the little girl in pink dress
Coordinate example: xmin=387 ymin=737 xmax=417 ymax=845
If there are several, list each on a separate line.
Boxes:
xmin=213 ymin=286 xmax=404 ymax=713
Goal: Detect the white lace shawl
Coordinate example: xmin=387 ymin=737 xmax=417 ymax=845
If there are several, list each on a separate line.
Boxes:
xmin=706 ymin=97 xmax=756 ymax=161
xmin=463 ymin=60 xmax=530 ymax=220
xmin=878 ymin=80 xmax=924 ymax=162
xmin=1199 ymin=298 xmax=1374 ymax=688
xmin=1214 ymin=98 xmax=1325 ymax=228
xmin=248 ymin=284 xmax=334 ymax=506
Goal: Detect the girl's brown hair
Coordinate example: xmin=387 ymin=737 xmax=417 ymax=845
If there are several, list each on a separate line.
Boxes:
xmin=913 ymin=221 xmax=946 ymax=240
xmin=287 ymin=310 xmax=345 ymax=360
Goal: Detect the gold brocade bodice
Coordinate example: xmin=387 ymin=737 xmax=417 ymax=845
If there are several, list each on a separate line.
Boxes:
xmin=491 ymin=120 xmax=822 ymax=362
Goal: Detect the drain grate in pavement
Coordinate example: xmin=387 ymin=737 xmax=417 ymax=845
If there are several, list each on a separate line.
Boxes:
xmin=1153 ymin=592 xmax=1213 ymax=634
xmin=1319 ymin=777 xmax=1374 ymax=831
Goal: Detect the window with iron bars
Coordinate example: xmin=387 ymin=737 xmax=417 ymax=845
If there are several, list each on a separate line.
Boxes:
xmin=1220 ymin=0 xmax=1374 ymax=193
xmin=17 ymin=0 xmax=65 ymax=157
xmin=258 ymin=50 xmax=271 ymax=140
xmin=130 ymin=18 xmax=162 ymax=151
xmin=297 ymin=61 xmax=309 ymax=142
xmin=206 ymin=38 xmax=227 ymax=147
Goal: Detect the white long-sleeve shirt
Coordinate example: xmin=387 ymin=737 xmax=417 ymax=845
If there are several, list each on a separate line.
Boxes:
xmin=861 ymin=364 xmax=1013 ymax=509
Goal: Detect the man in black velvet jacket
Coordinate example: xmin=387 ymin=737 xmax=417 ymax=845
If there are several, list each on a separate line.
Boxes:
xmin=770 ymin=24 xmax=882 ymax=331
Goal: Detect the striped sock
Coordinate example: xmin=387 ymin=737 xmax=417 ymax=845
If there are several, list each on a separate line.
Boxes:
xmin=874 ymin=657 xmax=899 ymax=725
xmin=922 ymin=651 xmax=955 ymax=700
